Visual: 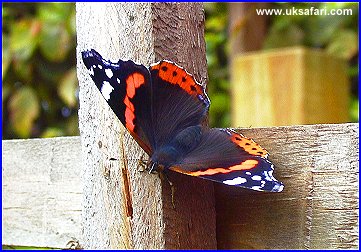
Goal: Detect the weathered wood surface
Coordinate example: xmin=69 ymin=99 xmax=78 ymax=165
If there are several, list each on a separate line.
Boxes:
xmin=2 ymin=124 xmax=359 ymax=249
xmin=231 ymin=47 xmax=350 ymax=127
xmin=2 ymin=137 xmax=82 ymax=249
xmin=76 ymin=2 xmax=216 ymax=249
xmin=216 ymin=123 xmax=359 ymax=249
xmin=2 ymin=123 xmax=358 ymax=249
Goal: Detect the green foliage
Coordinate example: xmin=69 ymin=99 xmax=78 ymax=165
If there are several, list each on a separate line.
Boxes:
xmin=263 ymin=2 xmax=359 ymax=122
xmin=204 ymin=2 xmax=231 ymax=128
xmin=2 ymin=3 xmax=78 ymax=139
xmin=205 ymin=2 xmax=358 ymax=128
xmin=264 ymin=3 xmax=359 ymax=60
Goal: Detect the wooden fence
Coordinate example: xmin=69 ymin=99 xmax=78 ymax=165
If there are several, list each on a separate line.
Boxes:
xmin=3 ymin=2 xmax=359 ymax=250
xmin=2 ymin=123 xmax=359 ymax=249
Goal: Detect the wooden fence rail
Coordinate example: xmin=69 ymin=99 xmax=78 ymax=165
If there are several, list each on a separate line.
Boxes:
xmin=2 ymin=123 xmax=359 ymax=249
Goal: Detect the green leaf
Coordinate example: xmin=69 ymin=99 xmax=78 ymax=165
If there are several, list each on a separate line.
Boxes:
xmin=12 ymin=58 xmax=33 ymax=81
xmin=39 ymin=22 xmax=71 ymax=62
xmin=41 ymin=127 xmax=65 ymax=138
xmin=58 ymin=68 xmax=78 ymax=107
xmin=350 ymin=97 xmax=359 ymax=122
xmin=2 ymin=83 xmax=11 ymax=104
xmin=327 ymin=29 xmax=358 ymax=59
xmin=348 ymin=64 xmax=359 ymax=77
xmin=263 ymin=24 xmax=304 ymax=49
xmin=2 ymin=34 xmax=11 ymax=79
xmin=9 ymin=86 xmax=40 ymax=138
xmin=67 ymin=5 xmax=76 ymax=35
xmin=38 ymin=3 xmax=73 ymax=24
xmin=65 ymin=114 xmax=80 ymax=136
xmin=209 ymin=93 xmax=229 ymax=114
xmin=10 ymin=19 xmax=40 ymax=61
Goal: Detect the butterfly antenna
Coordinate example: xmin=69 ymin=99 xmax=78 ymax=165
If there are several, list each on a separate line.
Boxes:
xmin=148 ymin=162 xmax=157 ymax=174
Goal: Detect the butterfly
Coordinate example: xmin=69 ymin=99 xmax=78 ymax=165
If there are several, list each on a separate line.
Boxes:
xmin=82 ymin=49 xmax=284 ymax=192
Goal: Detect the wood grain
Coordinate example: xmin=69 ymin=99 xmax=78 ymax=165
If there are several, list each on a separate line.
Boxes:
xmin=76 ymin=2 xmax=216 ymax=249
xmin=231 ymin=47 xmax=350 ymax=127
xmin=215 ymin=123 xmax=359 ymax=249
xmin=2 ymin=123 xmax=358 ymax=249
xmin=2 ymin=137 xmax=82 ymax=249
xmin=151 ymin=3 xmax=216 ymax=249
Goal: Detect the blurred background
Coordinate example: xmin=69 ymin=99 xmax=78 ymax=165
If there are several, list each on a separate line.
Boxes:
xmin=2 ymin=2 xmax=359 ymax=140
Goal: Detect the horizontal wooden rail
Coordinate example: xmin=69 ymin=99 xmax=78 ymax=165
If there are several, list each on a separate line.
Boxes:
xmin=2 ymin=123 xmax=359 ymax=249
xmin=2 ymin=137 xmax=83 ymax=249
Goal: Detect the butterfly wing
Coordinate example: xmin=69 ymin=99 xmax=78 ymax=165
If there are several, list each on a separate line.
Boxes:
xmin=169 ymin=128 xmax=284 ymax=192
xmin=82 ymin=51 xmax=284 ymax=192
xmin=149 ymin=60 xmax=210 ymax=148
xmin=82 ymin=49 xmax=154 ymax=154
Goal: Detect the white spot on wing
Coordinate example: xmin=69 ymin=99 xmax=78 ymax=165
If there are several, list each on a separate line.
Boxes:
xmin=251 ymin=186 xmax=262 ymax=191
xmin=117 ymin=78 xmax=120 ymax=83
xmin=264 ymin=170 xmax=277 ymax=181
xmin=251 ymin=175 xmax=262 ymax=181
xmin=89 ymin=67 xmax=94 ymax=76
xmin=275 ymin=184 xmax=284 ymax=192
xmin=101 ymin=81 xmax=114 ymax=101
xmin=98 ymin=64 xmax=103 ymax=69
xmin=105 ymin=68 xmax=113 ymax=78
xmin=245 ymin=172 xmax=251 ymax=176
xmin=223 ymin=177 xmax=247 ymax=185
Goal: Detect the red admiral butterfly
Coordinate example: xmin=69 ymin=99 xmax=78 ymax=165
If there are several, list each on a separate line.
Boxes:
xmin=82 ymin=49 xmax=284 ymax=192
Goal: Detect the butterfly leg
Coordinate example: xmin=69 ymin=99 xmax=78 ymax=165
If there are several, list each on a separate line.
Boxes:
xmin=137 ymin=159 xmax=147 ymax=172
xmin=137 ymin=153 xmax=148 ymax=172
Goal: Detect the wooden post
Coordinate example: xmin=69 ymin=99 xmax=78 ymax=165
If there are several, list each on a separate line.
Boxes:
xmin=76 ymin=2 xmax=216 ymax=249
xmin=231 ymin=47 xmax=350 ymax=127
xmin=228 ymin=2 xmax=269 ymax=55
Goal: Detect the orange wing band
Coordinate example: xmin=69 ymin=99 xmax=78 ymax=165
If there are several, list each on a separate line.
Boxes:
xmin=171 ymin=159 xmax=259 ymax=177
xmin=151 ymin=61 xmax=203 ymax=96
xmin=124 ymin=72 xmax=145 ymax=132
xmin=230 ymin=133 xmax=268 ymax=157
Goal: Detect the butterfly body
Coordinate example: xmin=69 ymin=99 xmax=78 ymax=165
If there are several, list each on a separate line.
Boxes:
xmin=150 ymin=125 xmax=203 ymax=170
xmin=82 ymin=49 xmax=284 ymax=193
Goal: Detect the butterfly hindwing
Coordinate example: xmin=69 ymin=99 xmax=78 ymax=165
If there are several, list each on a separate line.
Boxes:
xmin=169 ymin=128 xmax=284 ymax=192
xmin=82 ymin=49 xmax=153 ymax=154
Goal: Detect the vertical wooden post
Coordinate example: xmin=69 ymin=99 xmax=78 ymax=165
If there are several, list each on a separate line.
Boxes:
xmin=231 ymin=47 xmax=350 ymax=127
xmin=228 ymin=2 xmax=269 ymax=55
xmin=76 ymin=3 xmax=216 ymax=249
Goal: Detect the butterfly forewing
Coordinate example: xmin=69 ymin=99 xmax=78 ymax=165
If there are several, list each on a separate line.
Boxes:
xmin=82 ymin=50 xmax=154 ymax=154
